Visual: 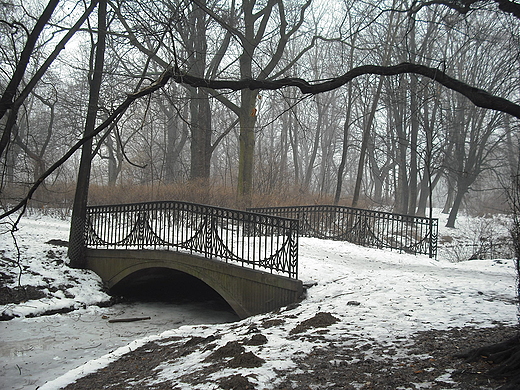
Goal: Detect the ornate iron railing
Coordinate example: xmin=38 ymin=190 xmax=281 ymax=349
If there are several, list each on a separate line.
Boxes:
xmin=85 ymin=201 xmax=299 ymax=279
xmin=248 ymin=205 xmax=438 ymax=258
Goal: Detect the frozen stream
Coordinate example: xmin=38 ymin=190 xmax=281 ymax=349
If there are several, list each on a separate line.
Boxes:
xmin=0 ymin=300 xmax=238 ymax=390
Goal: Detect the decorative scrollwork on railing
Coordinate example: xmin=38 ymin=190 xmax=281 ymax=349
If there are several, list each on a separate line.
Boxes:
xmin=248 ymin=205 xmax=438 ymax=258
xmin=85 ymin=201 xmax=299 ymax=279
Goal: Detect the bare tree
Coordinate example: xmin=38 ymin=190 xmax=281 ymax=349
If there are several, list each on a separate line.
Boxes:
xmin=0 ymin=0 xmax=98 ymax=163
xmin=3 ymin=0 xmax=520 ymax=216
xmin=68 ymin=0 xmax=107 ymax=268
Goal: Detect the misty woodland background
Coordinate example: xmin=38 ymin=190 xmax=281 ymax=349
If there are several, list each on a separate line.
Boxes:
xmin=1 ymin=0 xmax=519 ymax=227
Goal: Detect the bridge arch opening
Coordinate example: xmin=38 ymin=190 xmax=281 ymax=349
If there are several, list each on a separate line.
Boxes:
xmin=110 ymin=267 xmax=239 ymax=318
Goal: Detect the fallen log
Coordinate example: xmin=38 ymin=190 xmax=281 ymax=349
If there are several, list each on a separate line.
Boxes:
xmin=108 ymin=316 xmax=151 ymax=323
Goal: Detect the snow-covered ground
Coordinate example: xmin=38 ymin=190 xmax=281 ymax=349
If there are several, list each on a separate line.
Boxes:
xmin=0 ymin=210 xmax=517 ymax=389
xmin=0 ymin=214 xmax=238 ymax=390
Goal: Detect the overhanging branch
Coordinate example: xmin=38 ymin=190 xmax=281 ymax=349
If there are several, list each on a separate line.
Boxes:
xmin=171 ymin=62 xmax=520 ymax=119
xmin=411 ymin=1 xmax=520 ymax=20
xmin=3 ymin=59 xmax=519 ymax=221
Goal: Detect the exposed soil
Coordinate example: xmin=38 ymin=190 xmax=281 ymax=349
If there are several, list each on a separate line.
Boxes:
xmin=0 ymin=270 xmax=49 ymax=320
xmin=289 ymin=311 xmax=339 ymax=334
xmin=274 ymin=324 xmax=517 ymax=390
xmin=0 ymin=284 xmax=46 ymax=305
xmin=59 ymin=315 xmax=518 ymax=390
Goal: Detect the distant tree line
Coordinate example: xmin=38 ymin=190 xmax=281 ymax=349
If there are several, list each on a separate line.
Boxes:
xmin=0 ymin=0 xmax=519 ymax=230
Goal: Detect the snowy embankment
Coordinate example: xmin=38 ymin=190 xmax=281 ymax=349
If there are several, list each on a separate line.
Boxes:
xmin=1 ymin=210 xmax=518 ymax=389
xmin=0 ymin=214 xmax=111 ymax=319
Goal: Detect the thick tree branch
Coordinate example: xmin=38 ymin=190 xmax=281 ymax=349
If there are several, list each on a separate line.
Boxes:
xmin=411 ymin=0 xmax=475 ymax=14
xmin=171 ymin=62 xmax=520 ymax=119
xmin=412 ymin=0 xmax=520 ymax=19
xmin=3 ymin=59 xmax=519 ymax=220
xmin=495 ymin=0 xmax=520 ymax=19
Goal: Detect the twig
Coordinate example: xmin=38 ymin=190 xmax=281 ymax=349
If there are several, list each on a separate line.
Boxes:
xmin=108 ymin=316 xmax=151 ymax=323
xmin=9 ymin=223 xmax=23 ymax=291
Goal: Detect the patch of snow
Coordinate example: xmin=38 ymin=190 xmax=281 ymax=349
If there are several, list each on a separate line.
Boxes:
xmin=435 ymin=369 xmax=458 ymax=384
xmin=0 ymin=215 xmax=237 ymax=390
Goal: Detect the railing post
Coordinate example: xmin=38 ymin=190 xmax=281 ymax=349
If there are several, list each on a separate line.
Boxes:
xmin=136 ymin=210 xmax=146 ymax=250
xmin=429 ymin=218 xmax=438 ymax=259
xmin=205 ymin=213 xmax=214 ymax=259
xmin=291 ymin=218 xmax=299 ymax=279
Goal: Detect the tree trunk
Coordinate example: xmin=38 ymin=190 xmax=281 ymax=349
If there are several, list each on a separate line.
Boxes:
xmin=188 ymin=1 xmax=212 ymax=181
xmin=303 ymin=98 xmax=324 ymax=192
xmin=236 ymin=0 xmax=257 ymax=205
xmin=352 ymin=6 xmax=399 ymax=208
xmin=334 ymin=113 xmax=351 ymax=205
xmin=352 ymin=78 xmax=384 ymax=208
xmin=369 ymin=147 xmax=393 ymax=206
xmin=407 ymin=18 xmax=420 ymax=215
xmin=409 ymin=77 xmax=419 ymax=215
xmin=159 ymin=100 xmax=188 ymax=183
xmin=417 ymin=171 xmax=441 ymax=217
xmin=289 ymin=107 xmax=300 ymax=186
xmin=442 ymin=178 xmax=455 ymax=214
xmin=505 ymin=115 xmax=518 ymax=178
xmin=334 ymin=34 xmax=356 ymax=205
xmin=279 ymin=105 xmax=289 ymax=186
xmin=68 ymin=0 xmax=106 ymax=268
xmin=237 ymin=88 xmax=258 ymax=205
xmin=394 ymin=86 xmax=410 ymax=215
xmin=190 ymin=89 xmax=212 ymax=180
xmin=416 ymin=173 xmax=429 ymax=217
xmin=445 ymin=179 xmax=469 ymax=228
xmin=105 ymin=135 xmax=121 ymax=185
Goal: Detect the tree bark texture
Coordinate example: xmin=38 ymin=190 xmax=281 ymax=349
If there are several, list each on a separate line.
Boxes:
xmin=68 ymin=0 xmax=107 ymax=268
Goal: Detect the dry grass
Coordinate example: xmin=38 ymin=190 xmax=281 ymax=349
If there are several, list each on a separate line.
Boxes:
xmin=87 ymin=181 xmax=370 ymax=210
xmin=2 ymin=180 xmax=377 ymax=212
xmin=1 ymin=182 xmax=76 ymax=211
xmin=88 ymin=181 xmax=238 ymax=208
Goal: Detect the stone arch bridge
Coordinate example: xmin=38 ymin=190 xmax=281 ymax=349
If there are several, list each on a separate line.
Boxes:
xmin=82 ymin=201 xmax=302 ymax=319
xmin=80 ymin=201 xmax=437 ymax=318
